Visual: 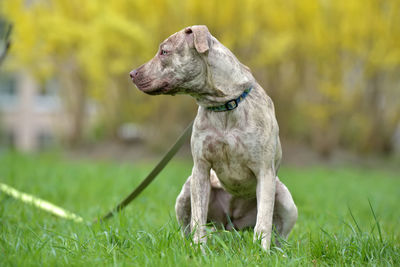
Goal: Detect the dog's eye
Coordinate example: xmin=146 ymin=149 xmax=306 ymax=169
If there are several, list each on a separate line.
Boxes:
xmin=160 ymin=49 xmax=168 ymax=56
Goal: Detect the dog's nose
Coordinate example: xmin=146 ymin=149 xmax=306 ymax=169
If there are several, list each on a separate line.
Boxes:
xmin=129 ymin=70 xmax=138 ymax=80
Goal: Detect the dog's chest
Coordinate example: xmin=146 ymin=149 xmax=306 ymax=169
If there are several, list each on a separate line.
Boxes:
xmin=202 ymin=130 xmax=247 ymax=162
xmin=200 ymin=129 xmax=257 ymax=196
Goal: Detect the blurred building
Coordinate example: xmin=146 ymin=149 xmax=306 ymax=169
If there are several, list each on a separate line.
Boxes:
xmin=0 ymin=72 xmax=141 ymax=152
xmin=0 ymin=72 xmax=67 ymax=151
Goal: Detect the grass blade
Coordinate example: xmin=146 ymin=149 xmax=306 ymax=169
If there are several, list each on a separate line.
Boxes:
xmin=368 ymin=199 xmax=383 ymax=243
xmin=347 ymin=205 xmax=362 ymax=235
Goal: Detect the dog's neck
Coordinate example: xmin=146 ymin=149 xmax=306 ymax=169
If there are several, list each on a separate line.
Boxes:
xmin=192 ymin=37 xmax=255 ymax=108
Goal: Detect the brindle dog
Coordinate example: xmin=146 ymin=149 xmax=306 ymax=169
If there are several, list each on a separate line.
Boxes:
xmin=130 ymin=25 xmax=297 ymax=251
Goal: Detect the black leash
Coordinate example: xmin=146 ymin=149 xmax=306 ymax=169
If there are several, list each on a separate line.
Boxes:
xmin=94 ymin=120 xmax=194 ymax=223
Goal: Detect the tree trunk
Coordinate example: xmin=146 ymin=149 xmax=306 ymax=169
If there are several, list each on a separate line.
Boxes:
xmin=58 ymin=59 xmax=87 ymax=147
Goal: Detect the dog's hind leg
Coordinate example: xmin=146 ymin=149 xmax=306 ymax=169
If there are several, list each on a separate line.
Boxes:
xmin=273 ymin=177 xmax=298 ymax=246
xmin=175 ymin=177 xmax=191 ymax=236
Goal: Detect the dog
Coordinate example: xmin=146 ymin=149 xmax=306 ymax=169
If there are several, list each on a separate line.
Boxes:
xmin=130 ymin=25 xmax=297 ymax=251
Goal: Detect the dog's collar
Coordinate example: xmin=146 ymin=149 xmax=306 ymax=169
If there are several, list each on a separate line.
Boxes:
xmin=207 ymin=87 xmax=252 ymax=112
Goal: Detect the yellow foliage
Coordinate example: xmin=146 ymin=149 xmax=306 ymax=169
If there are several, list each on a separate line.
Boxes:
xmin=1 ymin=0 xmax=399 ymax=152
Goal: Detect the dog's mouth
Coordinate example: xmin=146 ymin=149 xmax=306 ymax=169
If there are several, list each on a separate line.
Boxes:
xmin=130 ymin=68 xmax=180 ymax=95
xmin=134 ymin=80 xmax=172 ymax=95
xmin=144 ymin=83 xmax=170 ymax=95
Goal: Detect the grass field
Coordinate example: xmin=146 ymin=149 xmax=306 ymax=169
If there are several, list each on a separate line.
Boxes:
xmin=0 ymin=151 xmax=399 ymax=266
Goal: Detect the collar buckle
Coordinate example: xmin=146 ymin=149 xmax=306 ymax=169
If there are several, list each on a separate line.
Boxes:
xmin=225 ymin=99 xmax=238 ymax=110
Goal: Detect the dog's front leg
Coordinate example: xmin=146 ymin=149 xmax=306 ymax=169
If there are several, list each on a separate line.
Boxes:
xmin=190 ymin=160 xmax=211 ymax=246
xmin=254 ymin=166 xmax=276 ymax=251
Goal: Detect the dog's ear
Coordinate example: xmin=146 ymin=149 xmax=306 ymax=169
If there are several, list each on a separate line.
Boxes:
xmin=185 ymin=25 xmax=210 ymax=54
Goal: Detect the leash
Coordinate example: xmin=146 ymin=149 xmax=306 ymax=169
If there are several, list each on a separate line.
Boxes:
xmin=94 ymin=120 xmax=194 ymax=223
xmin=2 ymin=121 xmax=193 ymax=224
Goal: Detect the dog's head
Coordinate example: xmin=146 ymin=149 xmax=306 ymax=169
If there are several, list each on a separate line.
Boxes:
xmin=130 ymin=25 xmax=211 ymax=96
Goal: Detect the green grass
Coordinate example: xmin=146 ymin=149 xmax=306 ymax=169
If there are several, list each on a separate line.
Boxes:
xmin=0 ymin=151 xmax=399 ymax=266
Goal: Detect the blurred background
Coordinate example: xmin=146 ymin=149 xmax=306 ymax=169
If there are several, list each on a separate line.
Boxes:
xmin=1 ymin=0 xmax=399 ymax=164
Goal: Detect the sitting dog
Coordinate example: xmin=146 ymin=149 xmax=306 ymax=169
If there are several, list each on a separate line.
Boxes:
xmin=130 ymin=25 xmax=297 ymax=251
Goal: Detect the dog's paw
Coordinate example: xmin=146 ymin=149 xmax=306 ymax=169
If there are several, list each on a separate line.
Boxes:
xmin=253 ymin=228 xmax=272 ymax=252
